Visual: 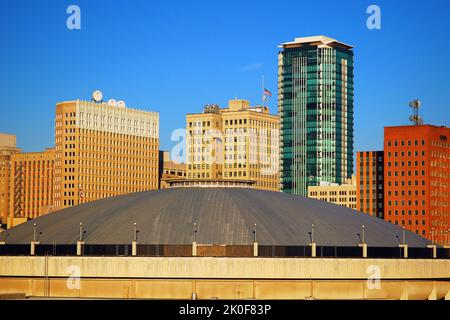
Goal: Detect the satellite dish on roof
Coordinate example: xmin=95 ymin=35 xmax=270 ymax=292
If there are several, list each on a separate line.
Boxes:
xmin=409 ymin=99 xmax=421 ymax=108
xmin=417 ymin=117 xmax=423 ymax=125
xmin=108 ymin=99 xmax=117 ymax=107
xmin=117 ymin=100 xmax=126 ymax=108
xmin=408 ymin=99 xmax=423 ymax=125
xmin=92 ymin=90 xmax=103 ymax=102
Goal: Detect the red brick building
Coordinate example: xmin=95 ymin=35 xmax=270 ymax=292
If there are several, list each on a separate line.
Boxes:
xmin=384 ymin=125 xmax=450 ymax=245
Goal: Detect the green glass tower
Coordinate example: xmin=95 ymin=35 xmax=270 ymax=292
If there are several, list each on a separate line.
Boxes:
xmin=278 ymin=36 xmax=354 ymax=195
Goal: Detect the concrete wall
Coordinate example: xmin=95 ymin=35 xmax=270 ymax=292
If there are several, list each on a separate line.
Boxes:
xmin=0 ymin=256 xmax=449 ymax=299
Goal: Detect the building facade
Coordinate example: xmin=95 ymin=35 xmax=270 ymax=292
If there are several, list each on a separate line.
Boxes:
xmin=384 ymin=125 xmax=450 ymax=245
xmin=356 ymin=151 xmax=384 ymax=218
xmin=54 ymin=98 xmax=159 ymax=210
xmin=186 ymin=99 xmax=280 ymax=191
xmin=0 ymin=133 xmax=21 ymax=227
xmin=307 ymin=177 xmax=357 ymax=210
xmin=278 ymin=36 xmax=354 ymax=195
xmin=186 ymin=105 xmax=223 ymax=181
xmin=159 ymin=150 xmax=186 ymax=189
xmin=8 ymin=148 xmax=55 ymax=228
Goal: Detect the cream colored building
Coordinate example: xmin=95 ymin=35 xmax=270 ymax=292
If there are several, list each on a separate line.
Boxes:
xmin=308 ymin=176 xmax=357 ymax=209
xmin=0 ymin=133 xmax=21 ymax=226
xmin=54 ymin=95 xmax=159 ymax=210
xmin=8 ymin=148 xmax=55 ymax=228
xmin=159 ymin=150 xmax=186 ymax=189
xmin=186 ymin=105 xmax=223 ymax=180
xmin=186 ymin=99 xmax=280 ymax=191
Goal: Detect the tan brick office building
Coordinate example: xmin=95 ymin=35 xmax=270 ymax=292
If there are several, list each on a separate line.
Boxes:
xmin=0 ymin=133 xmax=21 ymax=227
xmin=186 ymin=104 xmax=223 ymax=181
xmin=54 ymin=98 xmax=159 ymax=210
xmin=159 ymin=150 xmax=186 ymax=189
xmin=8 ymin=148 xmax=55 ymax=228
xmin=186 ymin=99 xmax=280 ymax=191
xmin=307 ymin=177 xmax=357 ymax=210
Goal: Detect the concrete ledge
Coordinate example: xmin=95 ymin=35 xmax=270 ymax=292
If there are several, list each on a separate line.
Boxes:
xmin=0 ymin=256 xmax=450 ymax=280
xmin=0 ymin=278 xmax=448 ymax=300
xmin=1 ymin=256 xmax=450 ymax=299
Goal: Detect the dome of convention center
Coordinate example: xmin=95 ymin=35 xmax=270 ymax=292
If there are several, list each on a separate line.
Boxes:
xmin=1 ymin=187 xmax=431 ymax=247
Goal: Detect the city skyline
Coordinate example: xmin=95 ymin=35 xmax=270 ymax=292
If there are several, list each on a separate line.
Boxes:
xmin=0 ymin=1 xmax=449 ymax=303
xmin=1 ymin=0 xmax=449 ymax=154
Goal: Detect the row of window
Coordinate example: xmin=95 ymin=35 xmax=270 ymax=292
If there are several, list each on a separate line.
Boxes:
xmin=315 ymin=197 xmax=357 ymax=203
xmin=310 ymin=190 xmax=356 ymax=196
xmin=387 ymin=151 xmax=425 ymax=158
xmin=388 ymin=209 xmax=426 ymax=216
xmin=387 ymin=199 xmax=426 ymax=206
xmin=388 ymin=190 xmax=426 ymax=197
xmin=78 ymin=129 xmax=157 ymax=141
xmin=386 ymin=139 xmax=425 ymax=147
xmin=386 ymin=170 xmax=426 ymax=177
xmin=188 ymin=120 xmax=277 ymax=128
xmin=12 ymin=161 xmax=54 ymax=166
xmin=386 ymin=180 xmax=425 ymax=187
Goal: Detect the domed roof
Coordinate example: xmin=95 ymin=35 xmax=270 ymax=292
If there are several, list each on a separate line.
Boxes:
xmin=2 ymin=188 xmax=430 ymax=247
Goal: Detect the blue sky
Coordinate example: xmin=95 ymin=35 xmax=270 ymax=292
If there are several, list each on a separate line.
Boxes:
xmin=0 ymin=0 xmax=449 ymax=153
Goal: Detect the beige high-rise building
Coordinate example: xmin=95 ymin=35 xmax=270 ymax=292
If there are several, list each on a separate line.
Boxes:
xmin=54 ymin=94 xmax=159 ymax=210
xmin=0 ymin=133 xmax=21 ymax=227
xmin=8 ymin=148 xmax=55 ymax=228
xmin=307 ymin=176 xmax=357 ymax=210
xmin=186 ymin=105 xmax=223 ymax=180
xmin=186 ymin=99 xmax=280 ymax=191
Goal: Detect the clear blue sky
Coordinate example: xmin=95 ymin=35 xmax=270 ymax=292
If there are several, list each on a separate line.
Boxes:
xmin=0 ymin=0 xmax=449 ymax=153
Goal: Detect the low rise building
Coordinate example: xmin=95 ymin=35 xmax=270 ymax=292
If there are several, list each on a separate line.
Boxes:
xmin=159 ymin=150 xmax=186 ymax=189
xmin=308 ymin=176 xmax=357 ymax=210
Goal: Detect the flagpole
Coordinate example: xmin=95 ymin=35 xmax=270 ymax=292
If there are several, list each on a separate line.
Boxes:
xmin=261 ymin=74 xmax=265 ymax=107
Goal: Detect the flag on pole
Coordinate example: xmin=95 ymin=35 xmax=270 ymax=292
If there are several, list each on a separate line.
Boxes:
xmin=263 ymin=95 xmax=269 ymax=102
xmin=263 ymin=88 xmax=272 ymax=97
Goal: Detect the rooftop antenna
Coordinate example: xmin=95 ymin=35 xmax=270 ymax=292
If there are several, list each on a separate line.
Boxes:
xmin=408 ymin=99 xmax=423 ymax=125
